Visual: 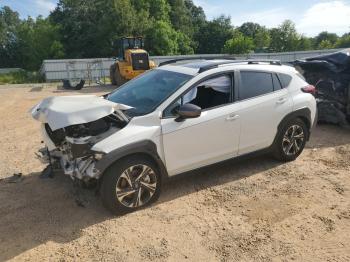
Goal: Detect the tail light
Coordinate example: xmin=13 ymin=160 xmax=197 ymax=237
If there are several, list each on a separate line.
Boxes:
xmin=301 ymin=85 xmax=316 ymax=95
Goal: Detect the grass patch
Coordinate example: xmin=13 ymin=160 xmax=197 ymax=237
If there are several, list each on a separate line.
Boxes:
xmin=0 ymin=71 xmax=44 ymax=85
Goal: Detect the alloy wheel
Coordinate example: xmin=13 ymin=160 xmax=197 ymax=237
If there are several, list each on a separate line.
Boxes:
xmin=282 ymin=125 xmax=305 ymax=156
xmin=116 ymin=165 xmax=157 ymax=208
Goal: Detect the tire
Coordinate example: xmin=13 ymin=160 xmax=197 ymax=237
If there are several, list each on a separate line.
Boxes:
xmin=114 ymin=65 xmax=127 ymax=87
xmin=272 ymin=118 xmax=309 ymax=162
xmin=110 ymin=64 xmax=117 ymax=85
xmin=100 ymin=156 xmax=161 ymax=215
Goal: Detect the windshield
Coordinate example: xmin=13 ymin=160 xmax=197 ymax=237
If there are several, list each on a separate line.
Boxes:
xmin=108 ymin=69 xmax=192 ymax=116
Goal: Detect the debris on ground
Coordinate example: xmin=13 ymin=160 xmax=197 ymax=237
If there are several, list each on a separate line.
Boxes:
xmin=62 ymin=79 xmax=85 ymax=90
xmin=294 ymin=49 xmax=350 ymax=126
xmin=72 ymin=180 xmax=90 ymax=208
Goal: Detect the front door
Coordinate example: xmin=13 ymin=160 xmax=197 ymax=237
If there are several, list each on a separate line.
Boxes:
xmin=160 ymin=73 xmax=241 ymax=176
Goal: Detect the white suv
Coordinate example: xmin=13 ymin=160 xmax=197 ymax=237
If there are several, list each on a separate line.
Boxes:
xmin=32 ymin=59 xmax=317 ymax=214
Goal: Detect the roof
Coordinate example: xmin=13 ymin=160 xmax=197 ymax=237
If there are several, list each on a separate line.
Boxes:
xmin=157 ymin=59 xmax=294 ymax=76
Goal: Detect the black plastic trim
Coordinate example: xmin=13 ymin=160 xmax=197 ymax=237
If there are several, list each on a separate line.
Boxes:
xmin=277 ymin=108 xmax=312 ymax=140
xmin=159 ymin=56 xmax=236 ymax=66
xmin=95 ymin=140 xmax=168 ymax=179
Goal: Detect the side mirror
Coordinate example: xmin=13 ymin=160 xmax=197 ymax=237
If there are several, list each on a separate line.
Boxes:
xmin=175 ymin=103 xmax=201 ymax=122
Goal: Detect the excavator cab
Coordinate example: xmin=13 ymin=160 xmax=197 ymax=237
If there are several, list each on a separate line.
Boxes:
xmin=110 ymin=37 xmax=156 ymax=86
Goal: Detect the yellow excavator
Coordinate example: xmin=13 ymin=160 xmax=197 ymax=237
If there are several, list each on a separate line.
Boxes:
xmin=110 ymin=37 xmax=156 ymax=86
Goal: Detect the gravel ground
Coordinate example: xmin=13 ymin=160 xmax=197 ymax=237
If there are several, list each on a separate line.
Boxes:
xmin=0 ymin=84 xmax=350 ymax=261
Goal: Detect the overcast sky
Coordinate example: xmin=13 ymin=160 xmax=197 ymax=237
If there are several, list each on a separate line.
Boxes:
xmin=1 ymin=0 xmax=350 ymax=36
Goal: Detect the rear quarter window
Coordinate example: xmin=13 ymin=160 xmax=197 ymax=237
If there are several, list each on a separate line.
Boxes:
xmin=277 ymin=73 xmax=292 ymax=88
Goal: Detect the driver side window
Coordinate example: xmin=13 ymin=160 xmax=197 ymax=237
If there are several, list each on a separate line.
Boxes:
xmin=163 ymin=74 xmax=233 ymax=118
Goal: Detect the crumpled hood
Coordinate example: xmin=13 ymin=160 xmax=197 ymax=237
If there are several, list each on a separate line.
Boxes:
xmin=294 ymin=48 xmax=350 ymax=73
xmin=31 ymin=95 xmax=132 ymax=131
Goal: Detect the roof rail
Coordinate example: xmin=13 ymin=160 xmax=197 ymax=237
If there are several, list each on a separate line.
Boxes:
xmin=158 ymin=56 xmax=236 ymax=66
xmin=197 ymin=59 xmax=282 ymax=73
xmin=159 ymin=57 xmax=282 ymax=72
xmin=246 ymin=59 xmax=282 ymax=65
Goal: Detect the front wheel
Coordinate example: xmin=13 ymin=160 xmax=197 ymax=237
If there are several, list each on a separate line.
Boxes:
xmin=100 ymin=156 xmax=161 ymax=214
xmin=114 ymin=64 xmax=127 ymax=87
xmin=272 ymin=118 xmax=308 ymax=162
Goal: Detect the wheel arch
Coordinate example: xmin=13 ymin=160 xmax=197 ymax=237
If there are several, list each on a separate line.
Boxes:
xmin=95 ymin=140 xmax=168 ymax=181
xmin=277 ymin=108 xmax=312 ymax=140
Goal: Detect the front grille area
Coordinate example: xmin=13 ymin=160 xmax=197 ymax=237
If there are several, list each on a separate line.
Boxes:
xmin=131 ymin=53 xmax=150 ymax=70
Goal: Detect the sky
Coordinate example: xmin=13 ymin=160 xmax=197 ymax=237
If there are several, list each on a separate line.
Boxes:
xmin=1 ymin=0 xmax=350 ymax=36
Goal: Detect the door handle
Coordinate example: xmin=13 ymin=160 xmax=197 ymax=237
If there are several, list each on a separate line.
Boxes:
xmin=276 ymin=98 xmax=287 ymax=104
xmin=226 ymin=114 xmax=240 ymax=121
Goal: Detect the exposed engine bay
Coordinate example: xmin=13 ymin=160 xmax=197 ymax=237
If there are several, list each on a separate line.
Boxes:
xmin=31 ymin=95 xmax=131 ymax=181
xmin=39 ymin=115 xmax=126 ymax=181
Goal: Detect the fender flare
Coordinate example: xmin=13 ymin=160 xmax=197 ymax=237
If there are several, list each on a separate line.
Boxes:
xmin=95 ymin=140 xmax=168 ymax=179
xmin=277 ymin=108 xmax=312 ymax=140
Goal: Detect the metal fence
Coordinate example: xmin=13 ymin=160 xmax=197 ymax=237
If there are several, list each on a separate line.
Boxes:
xmin=40 ymin=58 xmax=113 ymax=84
xmin=41 ymin=48 xmax=343 ymax=82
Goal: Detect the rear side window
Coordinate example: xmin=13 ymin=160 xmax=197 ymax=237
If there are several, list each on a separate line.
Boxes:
xmin=239 ymin=71 xmax=274 ymax=100
xmin=277 ymin=73 xmax=292 ymax=88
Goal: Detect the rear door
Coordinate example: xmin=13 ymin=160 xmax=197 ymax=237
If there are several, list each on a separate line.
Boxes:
xmin=237 ymin=70 xmax=293 ymax=155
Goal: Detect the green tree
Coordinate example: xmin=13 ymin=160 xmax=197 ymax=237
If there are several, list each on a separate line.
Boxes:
xmin=223 ymin=30 xmax=254 ymax=54
xmin=335 ymin=34 xmax=350 ymax=48
xmin=185 ymin=0 xmax=206 ymax=26
xmin=254 ymin=27 xmax=271 ymax=51
xmin=149 ymin=0 xmax=170 ymax=21
xmin=0 ymin=6 xmax=21 ymax=68
xmin=0 ymin=7 xmax=64 ymax=70
xmin=318 ymin=40 xmax=334 ymax=49
xmin=195 ymin=15 xmax=234 ymax=54
xmin=315 ymin=31 xmax=338 ymax=47
xmin=298 ymin=36 xmax=313 ymax=51
xmin=145 ymin=20 xmax=178 ymax=55
xmin=16 ymin=16 xmax=65 ymax=70
xmin=238 ymin=22 xmax=262 ymax=38
xmin=168 ymin=0 xmax=192 ymax=36
xmin=238 ymin=22 xmax=271 ymax=52
xmin=269 ymin=20 xmax=300 ymax=52
xmin=184 ymin=0 xmax=206 ymax=51
xmin=50 ymin=0 xmax=140 ymax=58
xmin=3 ymin=1 xmax=349 ymax=71
xmin=176 ymin=31 xmax=194 ymax=54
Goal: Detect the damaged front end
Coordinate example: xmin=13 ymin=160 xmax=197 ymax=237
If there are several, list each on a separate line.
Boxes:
xmin=31 ymin=95 xmax=131 ymax=181
xmin=294 ymin=49 xmax=350 ymax=126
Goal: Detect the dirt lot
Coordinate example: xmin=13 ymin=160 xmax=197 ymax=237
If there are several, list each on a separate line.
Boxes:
xmin=0 ymin=84 xmax=350 ymax=261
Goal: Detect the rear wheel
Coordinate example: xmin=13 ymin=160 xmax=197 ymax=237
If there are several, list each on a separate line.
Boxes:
xmin=109 ymin=64 xmax=117 ymax=85
xmin=272 ymin=118 xmax=308 ymax=162
xmin=100 ymin=156 xmax=161 ymax=214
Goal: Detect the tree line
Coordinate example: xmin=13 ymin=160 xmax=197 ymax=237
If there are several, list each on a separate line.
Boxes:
xmin=1 ymin=0 xmax=350 ymax=71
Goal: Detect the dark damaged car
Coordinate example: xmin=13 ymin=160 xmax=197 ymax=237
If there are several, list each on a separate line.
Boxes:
xmin=294 ymin=48 xmax=350 ymax=126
